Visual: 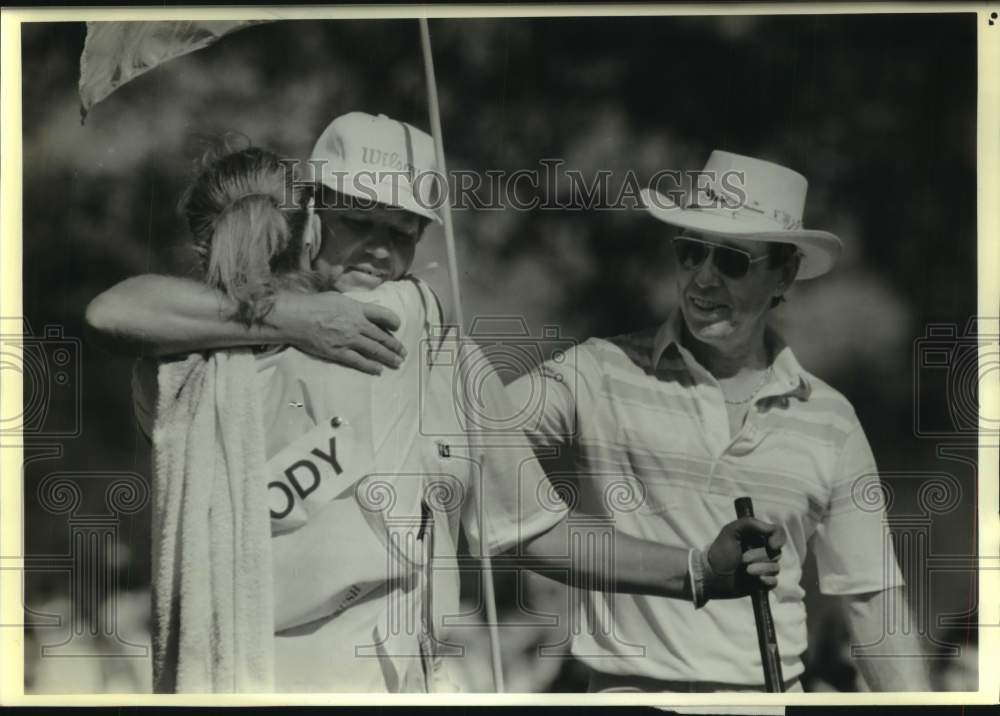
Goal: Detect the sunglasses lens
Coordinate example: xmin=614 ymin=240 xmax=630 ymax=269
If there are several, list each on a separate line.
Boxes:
xmin=673 ymin=238 xmax=709 ymax=269
xmin=713 ymin=246 xmax=751 ymax=278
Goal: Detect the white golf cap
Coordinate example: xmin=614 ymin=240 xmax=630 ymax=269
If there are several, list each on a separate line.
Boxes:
xmin=306 ymin=111 xmax=443 ymax=224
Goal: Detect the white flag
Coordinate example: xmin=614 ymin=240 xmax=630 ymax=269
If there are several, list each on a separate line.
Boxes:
xmin=79 ymin=20 xmax=270 ymax=121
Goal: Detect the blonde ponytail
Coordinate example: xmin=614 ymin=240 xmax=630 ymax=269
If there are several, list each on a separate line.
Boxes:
xmin=181 ymin=144 xmax=325 ymax=326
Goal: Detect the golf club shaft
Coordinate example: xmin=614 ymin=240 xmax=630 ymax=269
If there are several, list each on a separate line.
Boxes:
xmin=734 ymin=496 xmax=784 ymax=692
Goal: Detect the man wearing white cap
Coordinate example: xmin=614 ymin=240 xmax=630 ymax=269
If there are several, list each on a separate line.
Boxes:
xmin=88 ymin=112 xmax=437 ymax=373
xmin=507 ymin=151 xmax=929 ymax=692
xmin=88 ymin=122 xmax=788 ymax=692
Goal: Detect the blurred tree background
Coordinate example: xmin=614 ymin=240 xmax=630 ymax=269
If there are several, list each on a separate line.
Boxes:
xmin=17 ymin=13 xmax=979 ymax=692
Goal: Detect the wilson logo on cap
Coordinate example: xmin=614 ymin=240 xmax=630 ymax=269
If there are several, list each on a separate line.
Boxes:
xmin=361 ymin=146 xmax=415 ymax=174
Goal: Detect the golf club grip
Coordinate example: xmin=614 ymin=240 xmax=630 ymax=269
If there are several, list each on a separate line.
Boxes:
xmin=734 ymin=497 xmax=784 ymax=693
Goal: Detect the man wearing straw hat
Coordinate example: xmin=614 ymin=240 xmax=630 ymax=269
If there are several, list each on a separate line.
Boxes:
xmin=507 ymin=150 xmax=929 ymax=692
xmin=87 ymin=120 xmax=789 ymax=692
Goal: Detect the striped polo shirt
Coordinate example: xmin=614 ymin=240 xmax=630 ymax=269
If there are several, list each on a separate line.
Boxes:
xmin=507 ymin=309 xmax=903 ymax=686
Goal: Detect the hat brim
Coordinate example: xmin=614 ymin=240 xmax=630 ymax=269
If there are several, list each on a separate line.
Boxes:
xmin=640 ymin=188 xmax=842 ymax=280
xmin=317 ymin=174 xmax=443 ymax=225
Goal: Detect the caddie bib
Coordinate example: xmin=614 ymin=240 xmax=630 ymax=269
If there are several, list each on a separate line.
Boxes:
xmin=266 ymin=415 xmax=365 ymax=534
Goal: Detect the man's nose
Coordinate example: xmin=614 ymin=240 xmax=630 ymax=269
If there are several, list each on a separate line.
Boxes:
xmin=362 ymin=229 xmax=394 ymax=259
xmin=693 ymin=252 xmax=722 ymax=286
xmin=364 ymin=241 xmax=392 ymax=260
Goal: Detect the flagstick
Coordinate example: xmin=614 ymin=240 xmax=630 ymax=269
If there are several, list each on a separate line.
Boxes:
xmin=419 ymin=18 xmax=506 ymax=694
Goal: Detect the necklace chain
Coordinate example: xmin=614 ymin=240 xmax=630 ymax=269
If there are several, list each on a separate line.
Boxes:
xmin=723 ymin=367 xmax=773 ymax=405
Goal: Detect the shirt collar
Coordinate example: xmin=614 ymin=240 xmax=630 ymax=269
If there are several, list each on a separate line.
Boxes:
xmin=650 ymin=308 xmax=811 ymax=401
xmin=651 ymin=310 xmax=684 ymax=370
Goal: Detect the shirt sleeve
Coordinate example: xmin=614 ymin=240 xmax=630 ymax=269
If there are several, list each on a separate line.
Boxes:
xmin=345 ymin=279 xmax=431 ymax=356
xmin=130 ymin=358 xmax=158 ymax=442
xmin=456 ymin=342 xmax=569 ymax=556
xmin=505 ymin=344 xmax=583 ymax=451
xmin=813 ymin=423 xmax=905 ymax=595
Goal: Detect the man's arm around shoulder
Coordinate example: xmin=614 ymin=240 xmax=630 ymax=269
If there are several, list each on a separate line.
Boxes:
xmin=85 ymin=273 xmax=405 ymax=374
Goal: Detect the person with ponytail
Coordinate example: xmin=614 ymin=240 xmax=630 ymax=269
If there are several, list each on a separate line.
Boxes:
xmin=182 ymin=145 xmax=325 ymax=326
xmin=87 ymin=120 xmax=574 ymax=692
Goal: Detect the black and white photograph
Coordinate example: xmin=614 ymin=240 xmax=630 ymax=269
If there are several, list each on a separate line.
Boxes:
xmin=1 ymin=3 xmax=996 ymax=704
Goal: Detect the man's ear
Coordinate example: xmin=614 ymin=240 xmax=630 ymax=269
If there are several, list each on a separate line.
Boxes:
xmin=772 ymin=251 xmax=801 ymax=303
xmin=779 ymin=252 xmax=801 ymax=291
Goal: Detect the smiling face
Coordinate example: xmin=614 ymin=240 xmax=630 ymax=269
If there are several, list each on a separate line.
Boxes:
xmin=676 ymin=232 xmax=796 ymax=356
xmin=312 ymin=198 xmax=424 ymax=292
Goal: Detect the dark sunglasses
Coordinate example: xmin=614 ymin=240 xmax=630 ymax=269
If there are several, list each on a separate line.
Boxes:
xmin=671 ymin=236 xmax=769 ymax=279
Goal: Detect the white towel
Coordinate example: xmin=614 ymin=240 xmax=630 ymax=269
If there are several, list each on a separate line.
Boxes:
xmin=150 ymin=350 xmax=274 ymax=692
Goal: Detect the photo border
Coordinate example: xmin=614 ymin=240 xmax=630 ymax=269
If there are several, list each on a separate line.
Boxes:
xmin=1 ymin=2 xmax=996 ymax=707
